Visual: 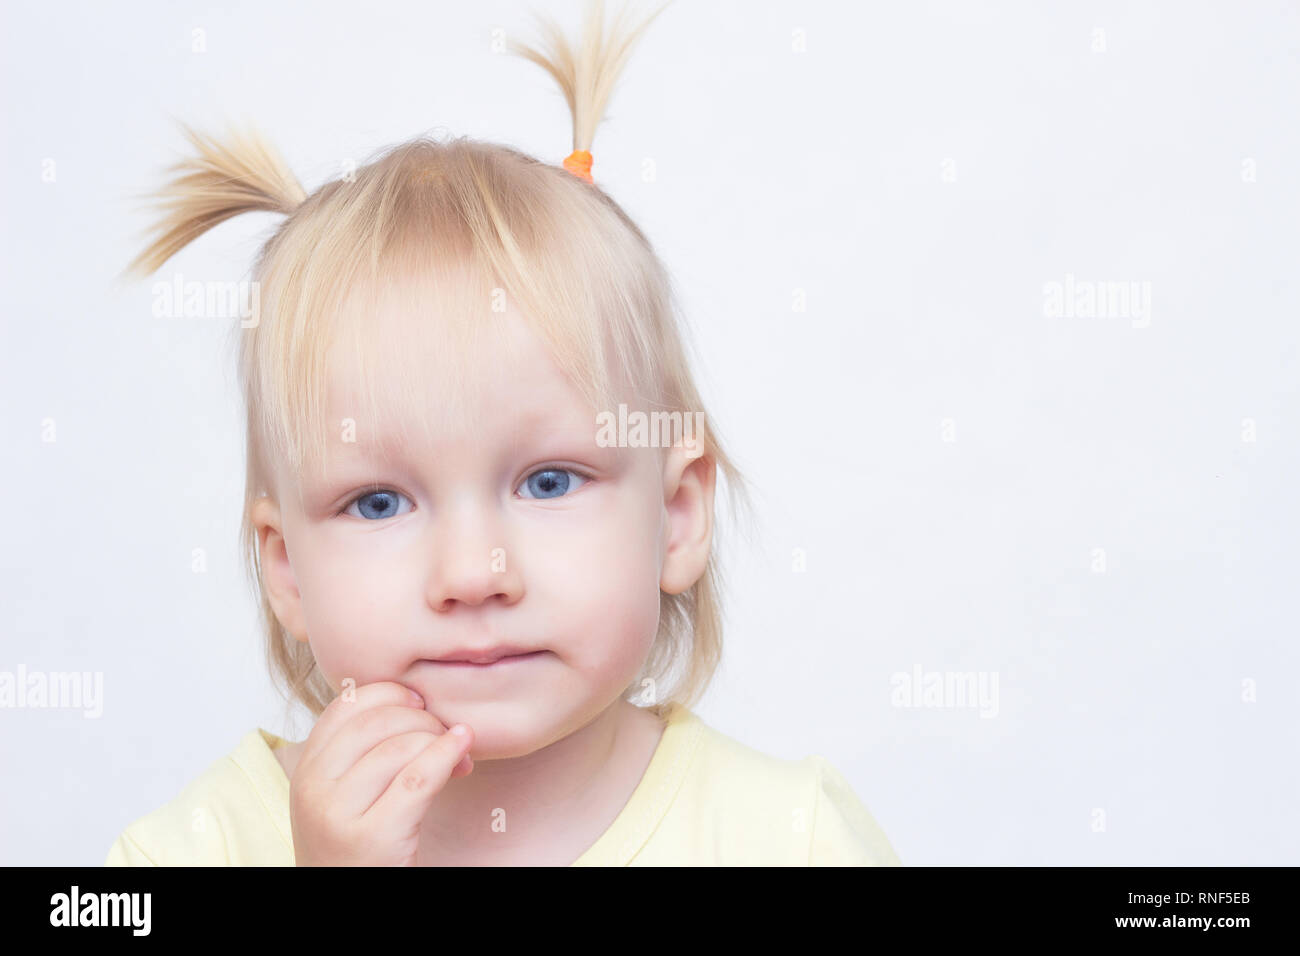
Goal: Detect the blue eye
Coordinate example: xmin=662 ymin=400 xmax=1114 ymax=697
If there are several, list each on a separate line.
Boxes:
xmin=344 ymin=489 xmax=414 ymax=520
xmin=518 ymin=468 xmax=589 ymax=500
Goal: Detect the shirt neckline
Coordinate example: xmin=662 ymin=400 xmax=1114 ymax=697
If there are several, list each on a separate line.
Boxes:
xmin=571 ymin=700 xmax=703 ymax=865
xmin=239 ymin=700 xmax=704 ymax=866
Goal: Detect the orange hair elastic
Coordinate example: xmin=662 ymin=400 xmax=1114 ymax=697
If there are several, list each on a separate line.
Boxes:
xmin=563 ymin=149 xmax=594 ymax=183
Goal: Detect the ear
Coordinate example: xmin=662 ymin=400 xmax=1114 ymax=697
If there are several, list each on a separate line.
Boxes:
xmin=659 ymin=443 xmax=717 ymax=595
xmin=251 ymin=495 xmax=309 ymax=644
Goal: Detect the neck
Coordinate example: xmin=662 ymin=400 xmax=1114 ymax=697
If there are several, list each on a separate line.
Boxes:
xmin=415 ymin=698 xmax=652 ymax=864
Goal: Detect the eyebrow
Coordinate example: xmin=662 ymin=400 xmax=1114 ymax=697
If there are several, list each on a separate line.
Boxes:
xmin=326 ymin=406 xmax=606 ymax=459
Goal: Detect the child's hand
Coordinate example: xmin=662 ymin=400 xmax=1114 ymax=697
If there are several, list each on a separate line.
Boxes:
xmin=288 ymin=680 xmax=474 ymax=866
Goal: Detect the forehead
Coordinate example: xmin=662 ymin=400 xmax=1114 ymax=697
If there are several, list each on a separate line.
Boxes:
xmin=318 ymin=273 xmax=600 ymax=458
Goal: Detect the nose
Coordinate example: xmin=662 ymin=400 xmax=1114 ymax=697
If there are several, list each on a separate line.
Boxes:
xmin=425 ymin=497 xmax=524 ymax=612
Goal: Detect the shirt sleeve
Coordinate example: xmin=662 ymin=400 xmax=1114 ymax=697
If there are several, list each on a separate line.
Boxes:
xmin=104 ymin=831 xmax=159 ymax=867
xmin=806 ymin=756 xmax=903 ymax=866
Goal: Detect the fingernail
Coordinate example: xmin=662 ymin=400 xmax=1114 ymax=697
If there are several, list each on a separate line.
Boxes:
xmin=408 ymin=689 xmax=424 ymax=706
xmin=451 ymin=724 xmax=467 ymax=736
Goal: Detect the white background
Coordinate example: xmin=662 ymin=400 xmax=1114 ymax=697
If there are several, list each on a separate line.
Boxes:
xmin=2 ymin=0 xmax=1297 ymax=865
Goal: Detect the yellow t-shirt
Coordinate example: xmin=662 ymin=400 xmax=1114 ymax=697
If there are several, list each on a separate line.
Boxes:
xmin=103 ymin=701 xmax=901 ymax=866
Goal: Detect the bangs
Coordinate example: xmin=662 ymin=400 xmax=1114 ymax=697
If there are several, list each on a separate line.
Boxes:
xmin=238 ymin=136 xmax=674 ymax=500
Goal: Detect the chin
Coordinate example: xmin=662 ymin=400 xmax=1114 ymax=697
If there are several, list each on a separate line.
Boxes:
xmin=464 ymin=732 xmax=543 ymax=761
xmin=430 ymin=698 xmax=559 ymax=759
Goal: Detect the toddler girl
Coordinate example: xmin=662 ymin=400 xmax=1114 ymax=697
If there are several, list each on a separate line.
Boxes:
xmin=104 ymin=0 xmax=900 ymax=866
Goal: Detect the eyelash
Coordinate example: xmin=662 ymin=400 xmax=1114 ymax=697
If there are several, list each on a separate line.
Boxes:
xmin=515 ymin=466 xmax=594 ymax=500
xmin=336 ymin=466 xmax=595 ymax=517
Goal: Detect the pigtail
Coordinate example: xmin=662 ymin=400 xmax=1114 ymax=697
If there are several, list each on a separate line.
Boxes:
xmin=509 ymin=0 xmax=671 ymax=181
xmin=121 ymin=121 xmax=307 ymax=278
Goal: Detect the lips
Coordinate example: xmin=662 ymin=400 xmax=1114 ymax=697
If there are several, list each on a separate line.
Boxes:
xmin=435 ymin=646 xmax=542 ymax=665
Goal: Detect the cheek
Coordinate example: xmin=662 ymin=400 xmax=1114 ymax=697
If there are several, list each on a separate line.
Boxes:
xmin=291 ymin=535 xmax=416 ymax=691
xmin=531 ymin=494 xmax=663 ymax=672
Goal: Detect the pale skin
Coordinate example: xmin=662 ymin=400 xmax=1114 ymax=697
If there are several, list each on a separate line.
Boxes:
xmin=252 ymin=277 xmax=715 ymax=865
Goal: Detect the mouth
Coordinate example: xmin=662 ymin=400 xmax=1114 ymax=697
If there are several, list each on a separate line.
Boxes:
xmin=432 ymin=649 xmax=549 ymax=667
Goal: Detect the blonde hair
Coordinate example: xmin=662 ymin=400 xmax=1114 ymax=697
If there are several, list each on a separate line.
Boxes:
xmin=121 ymin=0 xmax=754 ymax=725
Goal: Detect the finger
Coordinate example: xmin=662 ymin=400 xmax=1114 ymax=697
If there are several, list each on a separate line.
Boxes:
xmin=364 ymin=724 xmax=474 ymax=832
xmin=331 ymin=729 xmax=444 ymax=818
xmin=309 ymin=705 xmax=447 ymax=781
xmin=297 ymin=681 xmax=432 ymax=772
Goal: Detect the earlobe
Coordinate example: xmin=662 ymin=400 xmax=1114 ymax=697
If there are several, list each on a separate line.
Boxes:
xmin=659 ymin=444 xmax=717 ymax=596
xmin=251 ymin=496 xmax=309 ymax=643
